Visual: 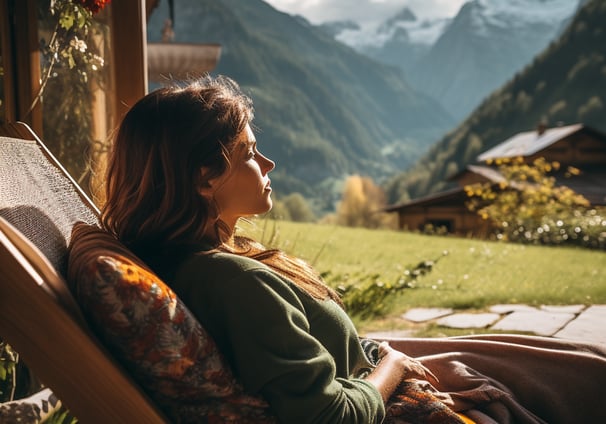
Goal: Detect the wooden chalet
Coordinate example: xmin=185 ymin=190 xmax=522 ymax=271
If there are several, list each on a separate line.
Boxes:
xmin=384 ymin=187 xmax=491 ymax=235
xmin=386 ymin=123 xmax=606 ymax=235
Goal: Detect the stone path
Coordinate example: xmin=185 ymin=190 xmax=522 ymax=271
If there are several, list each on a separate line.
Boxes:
xmin=365 ymin=304 xmax=606 ymax=345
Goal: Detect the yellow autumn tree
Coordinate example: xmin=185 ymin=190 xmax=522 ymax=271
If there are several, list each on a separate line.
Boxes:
xmin=336 ymin=175 xmax=394 ymax=229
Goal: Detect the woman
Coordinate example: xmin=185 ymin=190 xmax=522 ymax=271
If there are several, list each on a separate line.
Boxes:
xmin=102 ymin=75 xmax=606 ymax=423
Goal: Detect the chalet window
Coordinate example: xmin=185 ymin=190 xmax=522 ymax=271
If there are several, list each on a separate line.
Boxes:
xmin=422 ymin=219 xmax=454 ymax=233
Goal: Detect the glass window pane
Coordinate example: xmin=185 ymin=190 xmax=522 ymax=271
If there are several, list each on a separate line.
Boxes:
xmin=36 ymin=0 xmax=115 ymax=201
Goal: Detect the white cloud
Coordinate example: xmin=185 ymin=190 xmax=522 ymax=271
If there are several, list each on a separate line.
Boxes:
xmin=265 ymin=0 xmax=467 ymax=25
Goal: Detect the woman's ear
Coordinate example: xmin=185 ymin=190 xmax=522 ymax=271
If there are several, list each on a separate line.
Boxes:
xmin=198 ymin=183 xmax=213 ymax=197
xmin=198 ymin=167 xmax=220 ymax=197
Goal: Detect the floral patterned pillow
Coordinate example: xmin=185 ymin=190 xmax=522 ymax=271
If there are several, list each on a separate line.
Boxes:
xmin=67 ymin=223 xmax=276 ymax=423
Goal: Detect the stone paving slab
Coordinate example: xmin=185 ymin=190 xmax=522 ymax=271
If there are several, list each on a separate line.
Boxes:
xmin=490 ymin=310 xmax=576 ymax=336
xmin=553 ymin=305 xmax=606 ymax=345
xmin=401 ymin=308 xmax=453 ymax=323
xmin=364 ymin=330 xmax=416 ymax=339
xmin=382 ymin=305 xmax=604 ymax=344
xmin=540 ymin=304 xmax=586 ymax=314
xmin=437 ymin=313 xmax=501 ymax=329
xmin=489 ymin=304 xmax=539 ymax=314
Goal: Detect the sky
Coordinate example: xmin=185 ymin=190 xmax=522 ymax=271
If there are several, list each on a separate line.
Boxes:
xmin=263 ymin=0 xmax=468 ymax=27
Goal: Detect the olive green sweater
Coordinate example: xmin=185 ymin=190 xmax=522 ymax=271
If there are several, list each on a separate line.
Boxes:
xmin=171 ymin=251 xmax=385 ymax=424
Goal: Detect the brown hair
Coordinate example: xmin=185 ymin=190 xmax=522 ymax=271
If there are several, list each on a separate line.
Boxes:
xmin=102 ymin=75 xmax=251 ymax=248
xmin=102 ymin=75 xmax=341 ymax=304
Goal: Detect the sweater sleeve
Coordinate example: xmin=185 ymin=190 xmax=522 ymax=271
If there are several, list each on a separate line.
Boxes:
xmin=188 ymin=265 xmax=385 ymax=424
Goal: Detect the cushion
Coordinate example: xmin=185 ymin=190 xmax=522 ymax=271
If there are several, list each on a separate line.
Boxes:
xmin=0 ymin=388 xmax=61 ymax=423
xmin=67 ymin=223 xmax=277 ymax=423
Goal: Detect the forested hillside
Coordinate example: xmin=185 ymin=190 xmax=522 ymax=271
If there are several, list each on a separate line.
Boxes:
xmin=147 ymin=0 xmax=453 ymax=211
xmin=385 ymin=0 xmax=606 ymax=204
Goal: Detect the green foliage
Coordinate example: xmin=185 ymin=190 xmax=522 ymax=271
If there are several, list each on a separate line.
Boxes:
xmin=37 ymin=0 xmax=108 ymax=189
xmin=1 ymin=341 xmax=78 ymax=422
xmin=465 ymin=157 xmax=606 ymax=249
xmin=324 ymin=252 xmax=448 ymax=319
xmin=387 ymin=0 xmax=606 ymax=204
xmin=45 ymin=0 xmax=105 ymax=75
xmin=266 ymin=198 xmax=291 ymax=221
xmin=0 ymin=341 xmax=18 ymax=402
xmin=45 ymin=409 xmax=78 ymax=424
xmin=282 ymin=193 xmax=316 ymax=222
xmin=267 ymin=192 xmax=316 ymax=222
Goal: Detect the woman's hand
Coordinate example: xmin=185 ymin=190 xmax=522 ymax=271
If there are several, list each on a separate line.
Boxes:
xmin=365 ymin=341 xmax=438 ymax=403
xmin=377 ymin=341 xmax=439 ymax=383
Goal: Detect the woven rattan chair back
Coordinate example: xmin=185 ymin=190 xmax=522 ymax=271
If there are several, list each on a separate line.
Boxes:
xmin=0 ymin=124 xmax=98 ymax=275
xmin=0 ymin=122 xmax=166 ymax=423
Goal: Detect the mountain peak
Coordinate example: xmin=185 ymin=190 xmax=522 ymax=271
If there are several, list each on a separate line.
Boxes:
xmin=318 ymin=19 xmax=360 ymax=38
xmin=388 ymin=7 xmax=417 ymax=24
xmin=378 ymin=7 xmax=416 ymax=35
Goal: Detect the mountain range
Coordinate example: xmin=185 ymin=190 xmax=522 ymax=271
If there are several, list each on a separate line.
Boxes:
xmin=385 ymin=0 xmax=606 ymax=204
xmin=325 ymin=0 xmax=581 ymax=121
xmin=147 ymin=0 xmax=603 ymax=215
xmin=147 ymin=0 xmax=454 ymax=212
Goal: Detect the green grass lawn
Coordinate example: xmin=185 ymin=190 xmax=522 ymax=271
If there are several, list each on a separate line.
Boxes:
xmin=240 ymin=219 xmax=606 ymax=334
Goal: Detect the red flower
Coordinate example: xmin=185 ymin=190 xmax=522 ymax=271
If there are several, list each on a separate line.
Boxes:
xmin=75 ymin=0 xmax=111 ymax=14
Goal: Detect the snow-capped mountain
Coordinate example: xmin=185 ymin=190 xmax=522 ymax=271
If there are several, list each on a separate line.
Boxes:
xmin=408 ymin=0 xmax=579 ymax=120
xmin=466 ymin=0 xmax=578 ymax=33
xmin=323 ymin=0 xmax=580 ymax=122
xmin=335 ymin=7 xmax=449 ymax=48
xmin=322 ymin=7 xmax=449 ymax=74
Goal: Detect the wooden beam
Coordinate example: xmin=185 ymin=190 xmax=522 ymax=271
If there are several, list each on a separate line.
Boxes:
xmin=110 ymin=0 xmax=148 ymax=122
xmin=0 ymin=0 xmax=16 ymax=122
xmin=1 ymin=0 xmax=42 ymax=129
xmin=17 ymin=0 xmax=42 ymax=131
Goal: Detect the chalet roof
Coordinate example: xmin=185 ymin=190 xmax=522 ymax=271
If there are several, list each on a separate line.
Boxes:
xmin=384 ymin=187 xmax=467 ymax=212
xmin=449 ymin=164 xmax=506 ymax=183
xmin=147 ymin=43 xmax=222 ymax=83
xmin=477 ymin=123 xmax=585 ymax=162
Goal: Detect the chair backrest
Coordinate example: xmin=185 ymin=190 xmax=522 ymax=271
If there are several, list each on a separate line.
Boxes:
xmin=0 ymin=122 xmax=167 ymax=423
xmin=0 ymin=123 xmax=98 ymax=271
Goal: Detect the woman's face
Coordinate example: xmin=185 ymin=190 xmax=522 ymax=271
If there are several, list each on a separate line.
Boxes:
xmin=211 ymin=124 xmax=275 ymax=229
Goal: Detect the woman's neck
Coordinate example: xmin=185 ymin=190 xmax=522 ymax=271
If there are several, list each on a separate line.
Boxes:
xmin=203 ymin=216 xmax=237 ymax=247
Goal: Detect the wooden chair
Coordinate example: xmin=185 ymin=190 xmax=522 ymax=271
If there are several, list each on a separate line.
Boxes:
xmin=0 ymin=122 xmax=167 ymax=422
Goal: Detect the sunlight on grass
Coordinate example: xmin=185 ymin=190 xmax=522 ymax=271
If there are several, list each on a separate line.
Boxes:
xmin=240 ymin=219 xmax=606 ymax=323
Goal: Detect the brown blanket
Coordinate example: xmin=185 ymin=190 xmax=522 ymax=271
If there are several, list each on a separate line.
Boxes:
xmin=381 ymin=334 xmax=606 ymax=423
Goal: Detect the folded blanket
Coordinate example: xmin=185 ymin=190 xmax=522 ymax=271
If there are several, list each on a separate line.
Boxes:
xmin=380 ymin=334 xmax=606 ymax=424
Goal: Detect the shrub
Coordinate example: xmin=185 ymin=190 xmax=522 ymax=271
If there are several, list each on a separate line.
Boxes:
xmin=465 ymin=157 xmax=606 ymax=249
xmin=323 ymin=252 xmax=448 ymax=319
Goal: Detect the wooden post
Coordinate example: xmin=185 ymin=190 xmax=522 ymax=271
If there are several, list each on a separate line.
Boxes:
xmin=110 ymin=0 xmax=148 ymax=122
xmin=0 ymin=0 xmax=16 ymax=122
xmin=0 ymin=0 xmax=42 ymax=130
